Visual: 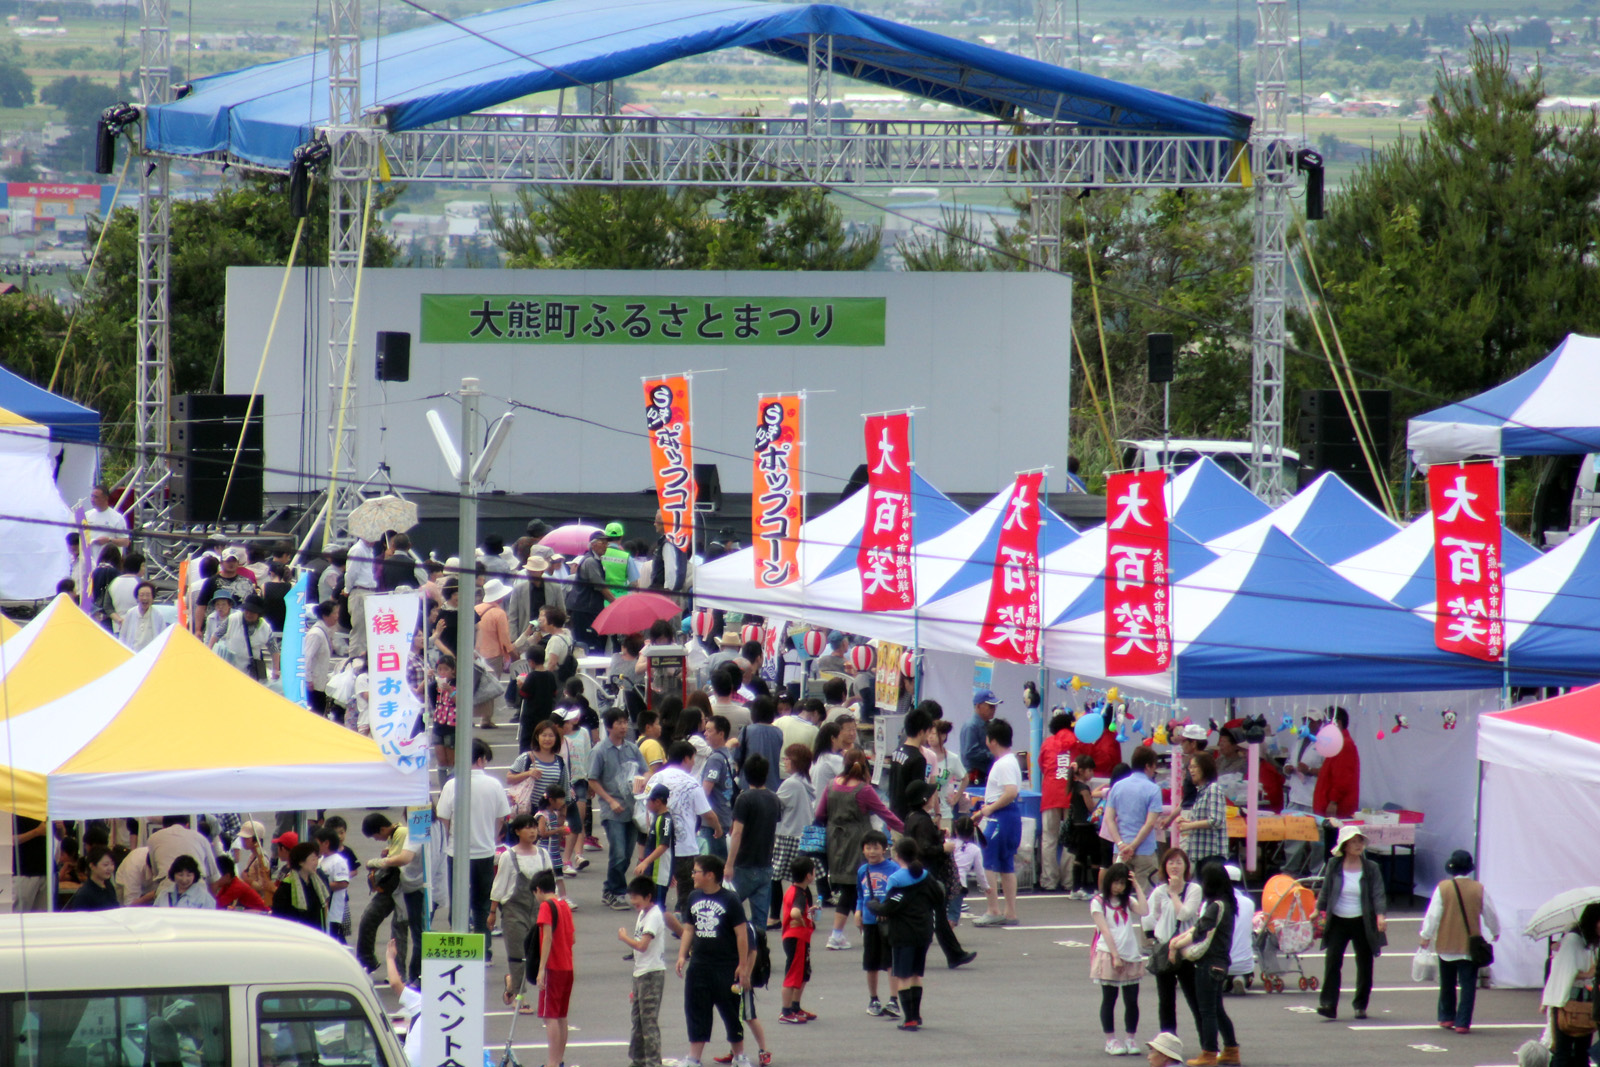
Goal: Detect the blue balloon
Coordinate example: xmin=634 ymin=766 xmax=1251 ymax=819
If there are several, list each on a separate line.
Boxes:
xmin=1074 ymin=713 xmax=1105 ymax=744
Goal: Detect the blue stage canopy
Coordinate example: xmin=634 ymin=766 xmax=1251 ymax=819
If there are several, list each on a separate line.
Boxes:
xmin=0 ymin=365 xmax=100 ymax=445
xmin=146 ymin=0 xmax=1252 ymax=170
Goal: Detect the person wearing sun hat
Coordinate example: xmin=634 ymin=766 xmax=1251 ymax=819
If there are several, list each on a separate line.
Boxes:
xmin=1146 ymin=1032 xmax=1186 ymax=1066
xmin=1313 ymin=824 xmax=1387 ymax=1021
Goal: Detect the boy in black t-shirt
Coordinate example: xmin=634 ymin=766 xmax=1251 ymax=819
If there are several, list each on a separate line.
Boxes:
xmin=676 ymin=855 xmax=753 ymax=1067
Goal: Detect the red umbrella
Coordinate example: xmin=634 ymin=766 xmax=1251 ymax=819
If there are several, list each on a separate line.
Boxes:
xmin=593 ymin=591 xmax=683 ymax=635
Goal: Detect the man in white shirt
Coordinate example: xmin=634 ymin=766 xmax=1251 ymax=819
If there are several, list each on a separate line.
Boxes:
xmin=344 ymin=537 xmax=383 ymax=658
xmin=82 ymin=485 xmax=130 ymax=565
xmin=1281 ymin=729 xmax=1325 ymax=876
xmin=972 ymin=718 xmax=1023 ymax=927
xmin=645 ymin=741 xmax=717 ymax=923
xmin=436 ymin=738 xmax=511 ymax=946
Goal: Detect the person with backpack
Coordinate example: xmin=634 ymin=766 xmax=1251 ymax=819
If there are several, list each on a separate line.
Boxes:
xmin=517 ymin=606 xmax=576 ymax=753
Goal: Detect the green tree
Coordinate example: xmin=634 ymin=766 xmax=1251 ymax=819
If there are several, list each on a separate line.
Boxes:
xmin=40 ymin=76 xmax=126 ymax=174
xmin=489 ymin=184 xmax=880 ymax=271
xmin=1300 ymin=37 xmax=1600 ymax=425
xmin=73 ymin=175 xmax=398 ymax=457
xmin=0 ymin=56 xmax=34 ymax=108
xmin=896 ymin=206 xmax=1024 ymax=271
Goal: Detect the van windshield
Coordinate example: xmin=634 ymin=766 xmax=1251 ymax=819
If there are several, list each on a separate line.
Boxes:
xmin=11 ymin=988 xmax=229 ymax=1067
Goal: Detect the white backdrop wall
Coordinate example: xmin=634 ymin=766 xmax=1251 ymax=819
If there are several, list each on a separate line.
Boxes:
xmin=224 ymin=268 xmax=1072 ymax=497
xmin=1479 ymin=762 xmax=1600 ymax=988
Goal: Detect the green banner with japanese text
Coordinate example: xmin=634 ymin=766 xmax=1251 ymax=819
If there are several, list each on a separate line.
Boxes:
xmin=420 ymin=294 xmax=885 ymax=346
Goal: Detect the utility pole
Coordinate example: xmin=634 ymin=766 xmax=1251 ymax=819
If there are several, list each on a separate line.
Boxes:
xmin=450 ymin=378 xmax=480 ymax=933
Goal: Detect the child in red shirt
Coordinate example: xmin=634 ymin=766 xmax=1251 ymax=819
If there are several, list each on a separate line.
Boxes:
xmin=780 ymin=856 xmax=818 ymax=1023
xmin=531 ymin=869 xmax=576 ymax=1067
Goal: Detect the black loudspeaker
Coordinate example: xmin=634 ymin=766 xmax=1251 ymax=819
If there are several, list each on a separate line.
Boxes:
xmin=694 ymin=463 xmax=722 ymax=513
xmin=1296 ymin=389 xmax=1392 ymax=507
xmin=172 ymin=393 xmax=264 ymax=524
xmin=376 ymin=330 xmax=411 ymax=382
xmin=1147 ymin=333 xmax=1174 ymax=384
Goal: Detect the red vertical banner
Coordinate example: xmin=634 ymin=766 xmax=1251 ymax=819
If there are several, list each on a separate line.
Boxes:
xmin=1104 ymin=470 xmax=1171 ymax=676
xmin=643 ymin=375 xmax=697 ymax=553
xmin=977 ymin=471 xmax=1045 ymax=663
xmin=752 ymin=394 xmax=804 ymax=589
xmin=857 ymin=413 xmax=915 ymax=612
xmin=1428 ymin=461 xmax=1503 ymax=661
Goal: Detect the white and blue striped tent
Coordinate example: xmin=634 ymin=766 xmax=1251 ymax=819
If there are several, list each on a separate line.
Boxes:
xmin=1408 ymin=333 xmax=1600 ymax=465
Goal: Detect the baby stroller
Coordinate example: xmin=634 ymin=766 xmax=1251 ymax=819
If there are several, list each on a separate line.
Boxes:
xmin=1256 ymin=873 xmax=1320 ymax=993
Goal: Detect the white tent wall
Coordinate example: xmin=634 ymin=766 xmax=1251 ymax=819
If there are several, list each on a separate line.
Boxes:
xmin=1236 ymin=690 xmax=1497 ymax=892
xmin=0 ymin=424 xmax=73 ymax=600
xmin=52 ymin=441 xmax=96 ymax=511
xmin=1478 ymin=762 xmax=1600 ymax=988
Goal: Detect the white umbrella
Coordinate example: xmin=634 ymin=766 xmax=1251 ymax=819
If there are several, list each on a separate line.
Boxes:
xmin=346 ymin=494 xmax=418 ymax=543
xmin=1524 ymin=887 xmax=1600 ymax=940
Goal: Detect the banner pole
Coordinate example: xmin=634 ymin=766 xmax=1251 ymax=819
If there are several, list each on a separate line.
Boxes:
xmin=910 ymin=410 xmax=921 ymax=709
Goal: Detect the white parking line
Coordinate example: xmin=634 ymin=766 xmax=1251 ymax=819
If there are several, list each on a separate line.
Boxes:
xmin=1347 ymin=1023 xmax=1539 ymax=1031
xmin=510 ymin=1041 xmax=628 ymax=1050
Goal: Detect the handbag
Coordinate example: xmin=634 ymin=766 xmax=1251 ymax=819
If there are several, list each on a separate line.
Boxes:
xmin=1450 ymin=879 xmax=1495 ymax=968
xmin=1557 ymin=997 xmax=1596 ymax=1038
xmin=1182 ymin=902 xmax=1222 ymax=962
xmin=1148 ymin=937 xmax=1178 ymax=976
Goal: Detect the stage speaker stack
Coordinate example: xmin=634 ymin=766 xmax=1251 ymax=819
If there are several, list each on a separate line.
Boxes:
xmin=172 ymin=393 xmax=265 ymax=523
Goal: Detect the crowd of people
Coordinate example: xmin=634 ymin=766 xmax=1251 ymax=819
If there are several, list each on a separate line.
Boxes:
xmin=25 ymin=501 xmax=1600 ymax=1067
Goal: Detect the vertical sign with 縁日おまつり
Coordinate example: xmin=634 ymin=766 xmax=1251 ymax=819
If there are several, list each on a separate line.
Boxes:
xmin=643 ymin=375 xmax=697 ymax=554
xmin=752 ymin=393 xmax=804 ymax=589
xmin=1103 ymin=470 xmax=1170 ymax=677
xmin=977 ymin=470 xmax=1045 ymax=665
xmin=364 ymin=591 xmax=428 ymax=771
xmin=420 ymin=932 xmax=484 ymax=1067
xmin=857 ymin=412 xmax=915 ymax=612
xmin=1428 ymin=460 xmax=1503 ymax=661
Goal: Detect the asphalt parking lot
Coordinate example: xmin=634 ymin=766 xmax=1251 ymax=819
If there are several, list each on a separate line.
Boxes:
xmin=331 ymin=750 xmax=1549 ymax=1067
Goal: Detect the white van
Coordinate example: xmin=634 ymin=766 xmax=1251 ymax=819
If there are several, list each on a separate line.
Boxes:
xmin=0 ymin=910 xmax=409 ymax=1067
xmin=1119 ymin=438 xmax=1301 ymax=484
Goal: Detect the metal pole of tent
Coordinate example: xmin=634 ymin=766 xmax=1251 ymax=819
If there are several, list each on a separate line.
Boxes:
xmin=451 ymin=379 xmax=481 ymax=933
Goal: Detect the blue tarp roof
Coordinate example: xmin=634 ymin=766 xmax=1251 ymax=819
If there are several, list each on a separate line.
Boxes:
xmin=812 ymin=472 xmax=970 ymax=583
xmin=1178 ymin=528 xmax=1505 ymax=697
xmin=0 ymin=365 xmax=99 ymax=444
xmin=1408 ymin=333 xmax=1600 ymax=464
xmin=145 ymin=0 xmax=1252 ymax=170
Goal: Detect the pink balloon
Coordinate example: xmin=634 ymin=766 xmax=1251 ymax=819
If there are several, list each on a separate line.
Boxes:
xmin=1314 ymin=723 xmax=1345 ymax=758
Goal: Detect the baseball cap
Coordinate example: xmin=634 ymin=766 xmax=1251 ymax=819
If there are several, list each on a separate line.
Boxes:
xmin=605 ymin=522 xmax=626 ymax=538
xmin=589 ymin=529 xmax=610 ymax=542
xmin=904 ymin=780 xmax=936 ymax=810
xmin=238 ymin=820 xmax=266 ymax=842
xmin=1180 ymin=723 xmax=1209 ymax=741
xmin=223 ymin=546 xmax=247 ymax=563
xmin=272 ymin=830 xmax=299 ymax=850
xmin=973 ymin=688 xmax=1001 ymax=707
xmin=562 ymin=706 xmax=584 ymax=723
xmin=649 ymin=784 xmax=671 ymax=803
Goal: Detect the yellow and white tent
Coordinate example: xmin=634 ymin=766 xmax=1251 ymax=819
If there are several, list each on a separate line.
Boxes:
xmin=0 ymin=615 xmax=18 ymax=642
xmin=0 ymin=595 xmax=131 ymax=719
xmin=0 ymin=623 xmax=429 ymax=820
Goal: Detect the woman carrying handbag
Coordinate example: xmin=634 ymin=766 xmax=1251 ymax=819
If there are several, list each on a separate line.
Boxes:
xmin=1542 ymin=903 xmax=1600 ymax=1067
xmin=1314 ymin=825 xmax=1387 ymax=1021
xmin=1167 ymin=860 xmax=1239 ymax=1066
xmin=1418 ymin=849 xmax=1499 ymax=1033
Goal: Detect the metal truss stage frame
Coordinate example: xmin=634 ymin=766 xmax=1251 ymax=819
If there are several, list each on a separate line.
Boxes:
xmin=125 ymin=2 xmax=1299 ymax=556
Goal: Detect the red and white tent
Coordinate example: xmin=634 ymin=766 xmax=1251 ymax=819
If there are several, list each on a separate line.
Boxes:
xmin=1477 ymin=688 xmax=1600 ymax=987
